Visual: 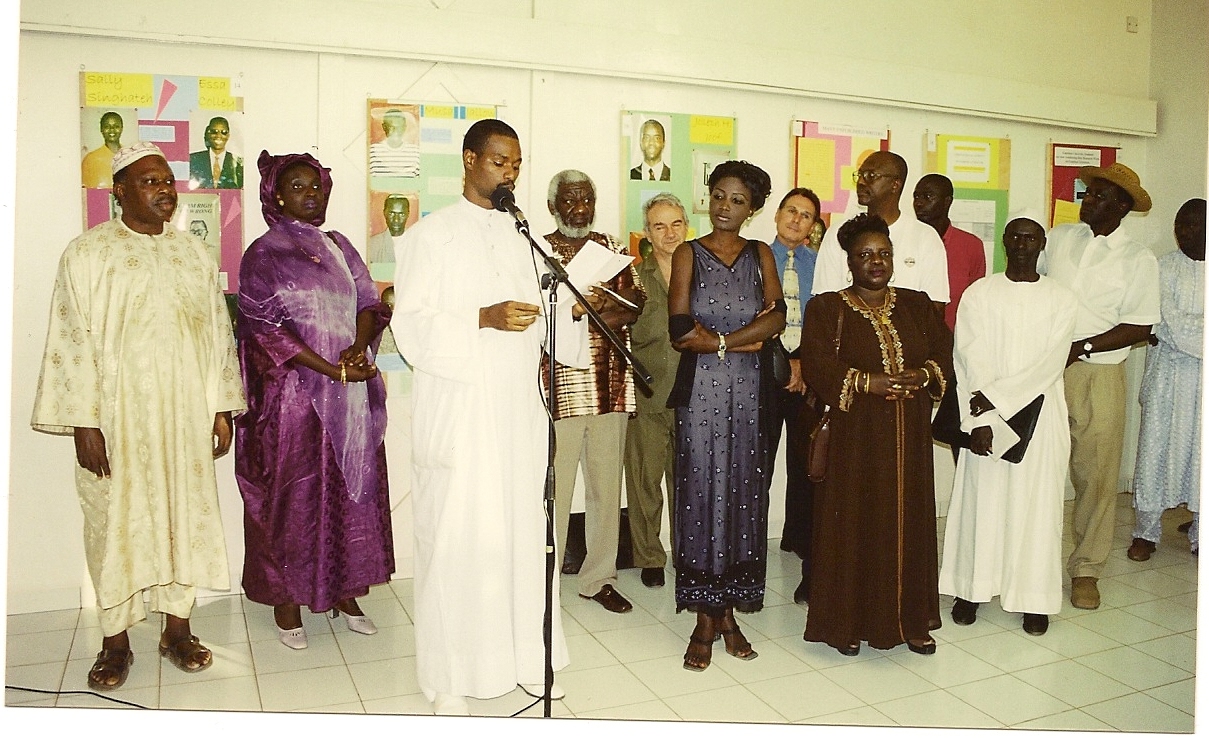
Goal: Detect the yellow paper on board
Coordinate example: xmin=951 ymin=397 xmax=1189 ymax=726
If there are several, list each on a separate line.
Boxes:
xmin=82 ymin=72 xmax=154 ymax=107
xmin=689 ymin=116 xmax=734 ymax=146
xmin=796 ymin=138 xmax=836 ymax=201
xmin=938 ymin=135 xmax=1003 ymax=189
xmin=1052 ymin=199 xmax=1081 ymax=227
xmin=198 ymin=77 xmax=238 ymax=111
xmin=464 ymin=106 xmax=495 ymax=120
xmin=423 ymin=106 xmax=456 ymax=119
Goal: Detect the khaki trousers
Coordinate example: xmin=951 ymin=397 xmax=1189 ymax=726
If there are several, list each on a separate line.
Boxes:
xmin=554 ymin=413 xmax=626 ymax=597
xmin=98 ymin=583 xmax=195 ymax=637
xmin=624 ymin=408 xmax=675 ymax=569
xmin=1064 ymin=361 xmax=1126 ymax=579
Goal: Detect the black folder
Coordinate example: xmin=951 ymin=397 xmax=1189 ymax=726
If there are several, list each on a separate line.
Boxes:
xmin=933 ymin=386 xmax=1045 ymax=464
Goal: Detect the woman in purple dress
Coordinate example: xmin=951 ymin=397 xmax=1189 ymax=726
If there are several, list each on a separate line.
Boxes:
xmin=667 ymin=160 xmax=784 ymax=671
xmin=236 ymin=151 xmax=394 ymax=650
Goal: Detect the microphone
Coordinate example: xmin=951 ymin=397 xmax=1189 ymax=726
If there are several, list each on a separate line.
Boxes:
xmin=491 ymin=185 xmax=528 ymax=228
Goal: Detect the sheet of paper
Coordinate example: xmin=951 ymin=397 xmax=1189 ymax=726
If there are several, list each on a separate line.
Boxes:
xmin=556 ymin=240 xmax=635 ymax=299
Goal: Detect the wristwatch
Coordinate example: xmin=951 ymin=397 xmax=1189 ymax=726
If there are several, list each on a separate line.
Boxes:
xmin=1082 ymin=340 xmax=1094 ymax=358
xmin=717 ymin=332 xmax=727 ymax=361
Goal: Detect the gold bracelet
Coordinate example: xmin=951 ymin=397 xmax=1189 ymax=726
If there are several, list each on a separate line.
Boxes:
xmin=920 ymin=367 xmax=931 ymax=387
xmin=863 ymin=372 xmax=871 ymax=394
xmin=340 ymin=363 xmax=347 ymax=385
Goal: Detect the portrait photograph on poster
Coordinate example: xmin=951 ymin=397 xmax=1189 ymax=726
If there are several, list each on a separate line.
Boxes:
xmin=187 ymin=111 xmax=244 ymax=190
xmin=620 ymin=109 xmax=734 ymax=257
xmin=368 ymin=102 xmax=421 ymax=180
xmin=80 ymin=106 xmax=137 ymax=189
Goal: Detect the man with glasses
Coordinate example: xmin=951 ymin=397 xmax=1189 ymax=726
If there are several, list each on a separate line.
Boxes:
xmin=189 ymin=116 xmax=243 ymax=189
xmin=811 ymin=151 xmax=949 ymax=312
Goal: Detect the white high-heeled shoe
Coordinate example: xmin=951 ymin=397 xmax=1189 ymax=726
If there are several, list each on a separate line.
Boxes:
xmin=332 ymin=609 xmax=377 ymax=635
xmin=433 ymin=692 xmax=470 ymax=715
xmin=276 ymin=625 xmax=308 ymax=650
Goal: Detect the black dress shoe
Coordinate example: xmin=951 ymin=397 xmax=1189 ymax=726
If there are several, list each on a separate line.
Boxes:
xmin=1022 ymin=613 xmax=1049 ymax=636
xmin=793 ymin=579 xmax=810 ymax=605
xmin=951 ymin=597 xmax=979 ymax=625
xmin=581 ymin=584 xmax=632 ymax=613
xmin=640 ymin=567 xmax=665 ymax=588
xmin=836 ymin=642 xmax=860 ymax=656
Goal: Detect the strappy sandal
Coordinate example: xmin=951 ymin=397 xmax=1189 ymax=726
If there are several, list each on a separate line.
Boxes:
xmin=683 ymin=634 xmax=713 ymax=671
xmin=87 ymin=648 xmax=133 ymax=691
xmin=717 ymin=612 xmax=758 ymax=661
xmin=158 ymin=634 xmax=213 ymax=673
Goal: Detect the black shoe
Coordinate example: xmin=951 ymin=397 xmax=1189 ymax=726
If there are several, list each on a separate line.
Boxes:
xmin=907 ymin=639 xmax=936 ymax=655
xmin=640 ymin=567 xmax=665 ymax=588
xmin=793 ymin=579 xmax=810 ymax=605
xmin=951 ymin=597 xmax=979 ymax=625
xmin=1022 ymin=613 xmax=1049 ymax=636
xmin=735 ymin=601 xmax=762 ymax=614
xmin=836 ymin=642 xmax=860 ymax=656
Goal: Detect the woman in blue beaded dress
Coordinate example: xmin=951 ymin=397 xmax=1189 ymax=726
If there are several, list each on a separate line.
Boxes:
xmin=667 ymin=160 xmax=785 ymax=671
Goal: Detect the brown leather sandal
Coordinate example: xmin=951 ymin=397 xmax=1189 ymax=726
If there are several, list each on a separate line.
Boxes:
xmin=158 ymin=634 xmax=213 ymax=673
xmin=717 ymin=611 xmax=758 ymax=660
xmin=87 ymin=648 xmax=133 ymax=690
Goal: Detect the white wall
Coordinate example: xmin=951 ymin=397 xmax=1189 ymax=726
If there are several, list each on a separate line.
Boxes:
xmin=9 ymin=0 xmax=1206 ymax=614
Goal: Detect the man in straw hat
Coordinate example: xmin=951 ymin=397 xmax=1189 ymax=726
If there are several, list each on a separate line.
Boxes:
xmin=1043 ymin=161 xmax=1159 ymax=610
xmin=32 ymin=142 xmax=245 ymax=690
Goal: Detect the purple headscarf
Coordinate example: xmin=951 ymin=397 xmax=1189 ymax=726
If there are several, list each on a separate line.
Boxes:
xmin=257 ymin=150 xmax=334 ymax=228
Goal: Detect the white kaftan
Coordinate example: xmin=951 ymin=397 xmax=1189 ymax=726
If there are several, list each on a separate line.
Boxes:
xmin=939 ymin=274 xmax=1077 ymax=615
xmin=393 ymin=196 xmax=589 ymax=701
xmin=31 ymin=218 xmax=245 ymax=609
xmin=1133 ymin=250 xmax=1203 ymax=515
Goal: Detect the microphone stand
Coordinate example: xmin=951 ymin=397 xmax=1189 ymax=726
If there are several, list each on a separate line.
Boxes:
xmin=506 ymin=207 xmax=652 ymax=718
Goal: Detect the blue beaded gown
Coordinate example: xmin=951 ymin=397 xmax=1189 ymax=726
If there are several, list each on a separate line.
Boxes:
xmin=673 ymin=239 xmax=768 ymax=611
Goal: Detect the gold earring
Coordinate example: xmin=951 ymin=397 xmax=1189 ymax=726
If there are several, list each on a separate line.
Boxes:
xmin=277 ymin=198 xmax=284 ymax=206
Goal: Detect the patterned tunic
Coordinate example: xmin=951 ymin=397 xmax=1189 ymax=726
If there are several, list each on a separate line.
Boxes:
xmin=32 ymin=218 xmax=245 ymax=608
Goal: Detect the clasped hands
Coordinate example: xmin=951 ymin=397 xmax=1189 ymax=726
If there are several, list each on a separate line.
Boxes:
xmin=967 ymin=390 xmax=995 ymax=456
xmin=865 ymin=368 xmax=929 ymax=401
xmin=338 ymin=344 xmax=378 ymax=382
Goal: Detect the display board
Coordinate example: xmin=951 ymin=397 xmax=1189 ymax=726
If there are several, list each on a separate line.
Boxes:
xmin=80 ymin=71 xmax=246 ymax=292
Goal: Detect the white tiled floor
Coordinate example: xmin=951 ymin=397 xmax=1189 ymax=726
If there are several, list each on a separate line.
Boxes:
xmin=4 ymin=495 xmax=1197 ymax=732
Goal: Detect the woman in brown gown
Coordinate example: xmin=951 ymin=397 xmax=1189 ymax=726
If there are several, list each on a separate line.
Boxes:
xmin=801 ymin=213 xmax=952 ymax=656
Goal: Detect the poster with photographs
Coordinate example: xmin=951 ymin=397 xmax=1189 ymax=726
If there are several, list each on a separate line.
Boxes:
xmin=791 ymin=120 xmax=889 ymax=228
xmin=366 ymin=100 xmax=497 ymax=380
xmin=80 ymin=71 xmax=246 ymax=292
xmin=924 ymin=133 xmax=1012 ymax=272
xmin=620 ymin=110 xmax=735 ymax=259
xmin=1048 ymin=143 xmax=1118 ymax=229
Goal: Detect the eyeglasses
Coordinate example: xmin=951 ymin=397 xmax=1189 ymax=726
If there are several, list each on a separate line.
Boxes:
xmin=852 ymin=170 xmax=895 ymax=184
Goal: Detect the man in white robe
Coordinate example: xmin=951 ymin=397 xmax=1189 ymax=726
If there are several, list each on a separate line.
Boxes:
xmin=393 ymin=119 xmax=590 ymax=715
xmin=32 ymin=142 xmax=245 ymax=690
xmin=939 ymin=216 xmax=1077 ymax=636
xmin=1128 ymin=197 xmax=1205 ymax=560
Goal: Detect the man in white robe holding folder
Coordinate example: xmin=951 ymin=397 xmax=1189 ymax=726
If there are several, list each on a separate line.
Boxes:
xmin=939 ymin=216 xmax=1078 ymax=637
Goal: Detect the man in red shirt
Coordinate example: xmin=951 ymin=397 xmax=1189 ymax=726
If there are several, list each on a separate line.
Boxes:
xmin=913 ymin=173 xmax=986 ymax=331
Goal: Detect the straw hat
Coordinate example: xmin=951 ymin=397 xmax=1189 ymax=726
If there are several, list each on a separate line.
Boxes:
xmin=1077 ymin=162 xmax=1152 ymax=213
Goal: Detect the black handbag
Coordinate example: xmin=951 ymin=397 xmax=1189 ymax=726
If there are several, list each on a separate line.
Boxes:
xmin=754 ymin=246 xmax=792 ymax=389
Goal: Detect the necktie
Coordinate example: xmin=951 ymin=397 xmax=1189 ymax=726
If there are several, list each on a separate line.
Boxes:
xmin=212 ymin=155 xmax=221 ymax=185
xmin=648 ymin=167 xmax=655 ymax=181
xmin=782 ymin=248 xmax=801 ymax=352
